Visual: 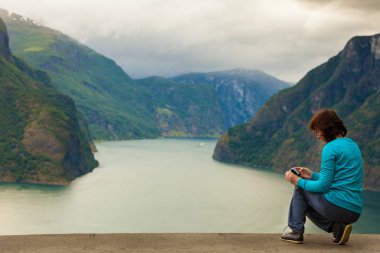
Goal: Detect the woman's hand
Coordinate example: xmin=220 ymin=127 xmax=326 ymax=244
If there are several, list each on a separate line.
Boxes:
xmin=284 ymin=171 xmax=300 ymax=186
xmin=294 ymin=167 xmax=312 ymax=179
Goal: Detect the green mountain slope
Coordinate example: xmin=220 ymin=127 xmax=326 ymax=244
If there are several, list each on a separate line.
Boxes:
xmin=0 ymin=9 xmax=159 ymax=140
xmin=213 ymin=34 xmax=380 ymax=191
xmin=0 ymin=18 xmax=98 ymax=185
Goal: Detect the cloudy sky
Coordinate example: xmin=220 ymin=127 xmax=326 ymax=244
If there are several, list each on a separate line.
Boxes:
xmin=0 ymin=0 xmax=379 ymax=82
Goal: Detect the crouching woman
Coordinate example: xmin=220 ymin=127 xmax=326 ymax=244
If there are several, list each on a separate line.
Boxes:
xmin=281 ymin=109 xmax=362 ymax=245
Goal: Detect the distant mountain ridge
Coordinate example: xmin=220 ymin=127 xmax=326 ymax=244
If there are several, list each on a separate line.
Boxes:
xmin=137 ymin=70 xmax=289 ymax=136
xmin=0 ymin=17 xmax=98 ymax=185
xmin=1 ymin=8 xmax=290 ymax=139
xmin=173 ymin=68 xmax=290 ymax=127
xmin=213 ymin=33 xmax=380 ymax=191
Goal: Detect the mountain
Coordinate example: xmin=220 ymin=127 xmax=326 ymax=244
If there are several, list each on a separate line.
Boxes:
xmin=138 ymin=70 xmax=289 ymax=137
xmin=0 ymin=9 xmax=290 ymax=139
xmin=138 ymin=76 xmax=226 ymax=136
xmin=0 ymin=18 xmax=98 ymax=185
xmin=172 ymin=69 xmax=290 ymax=127
xmin=0 ymin=9 xmax=160 ymax=140
xmin=213 ymin=34 xmax=380 ymax=191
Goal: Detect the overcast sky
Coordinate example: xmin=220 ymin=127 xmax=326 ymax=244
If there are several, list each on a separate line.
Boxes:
xmin=0 ymin=0 xmax=379 ymax=82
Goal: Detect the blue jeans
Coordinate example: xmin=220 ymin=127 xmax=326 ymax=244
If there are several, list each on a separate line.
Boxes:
xmin=288 ymin=187 xmax=360 ymax=233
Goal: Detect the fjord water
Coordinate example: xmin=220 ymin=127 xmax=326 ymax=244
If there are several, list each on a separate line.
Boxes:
xmin=0 ymin=138 xmax=379 ymax=235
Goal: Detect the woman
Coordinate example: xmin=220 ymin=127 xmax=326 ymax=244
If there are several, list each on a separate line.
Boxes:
xmin=281 ymin=109 xmax=363 ymax=245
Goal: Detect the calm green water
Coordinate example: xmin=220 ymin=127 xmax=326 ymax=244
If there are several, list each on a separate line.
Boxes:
xmin=0 ymin=138 xmax=379 ymax=235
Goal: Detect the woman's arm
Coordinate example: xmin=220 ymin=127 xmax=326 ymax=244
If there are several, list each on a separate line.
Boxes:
xmin=311 ymin=171 xmax=320 ymax=180
xmin=297 ymin=146 xmax=335 ymax=193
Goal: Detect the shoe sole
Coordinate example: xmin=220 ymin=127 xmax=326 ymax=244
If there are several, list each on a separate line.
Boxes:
xmin=280 ymin=237 xmax=304 ymax=244
xmin=333 ymin=224 xmax=352 ymax=245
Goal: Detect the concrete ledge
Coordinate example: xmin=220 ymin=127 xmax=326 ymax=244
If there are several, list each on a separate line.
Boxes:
xmin=0 ymin=233 xmax=379 ymax=252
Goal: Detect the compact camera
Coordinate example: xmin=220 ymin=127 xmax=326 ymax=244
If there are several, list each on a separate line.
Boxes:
xmin=290 ymin=167 xmax=301 ymax=177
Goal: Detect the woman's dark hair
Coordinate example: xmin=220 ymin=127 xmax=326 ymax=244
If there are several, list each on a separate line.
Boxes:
xmin=308 ymin=109 xmax=347 ymax=142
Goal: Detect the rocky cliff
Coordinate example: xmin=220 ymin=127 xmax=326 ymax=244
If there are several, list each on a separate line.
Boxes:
xmin=0 ymin=17 xmax=98 ymax=185
xmin=0 ymin=17 xmax=11 ymax=61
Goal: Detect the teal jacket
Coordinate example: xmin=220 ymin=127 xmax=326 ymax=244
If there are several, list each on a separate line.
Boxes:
xmin=297 ymin=138 xmax=363 ymax=213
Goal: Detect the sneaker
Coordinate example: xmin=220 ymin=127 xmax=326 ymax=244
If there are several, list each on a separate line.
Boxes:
xmin=280 ymin=228 xmax=304 ymax=244
xmin=332 ymin=223 xmax=352 ymax=245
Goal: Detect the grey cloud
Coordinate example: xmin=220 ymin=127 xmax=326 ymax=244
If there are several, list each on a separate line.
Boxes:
xmin=0 ymin=0 xmax=379 ymax=83
xmin=298 ymin=0 xmax=380 ymax=13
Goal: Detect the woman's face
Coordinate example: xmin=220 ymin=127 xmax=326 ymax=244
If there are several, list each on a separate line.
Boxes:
xmin=315 ymin=129 xmax=326 ymax=143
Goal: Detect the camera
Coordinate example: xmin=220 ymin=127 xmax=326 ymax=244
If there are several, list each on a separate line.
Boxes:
xmin=290 ymin=167 xmax=301 ymax=177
